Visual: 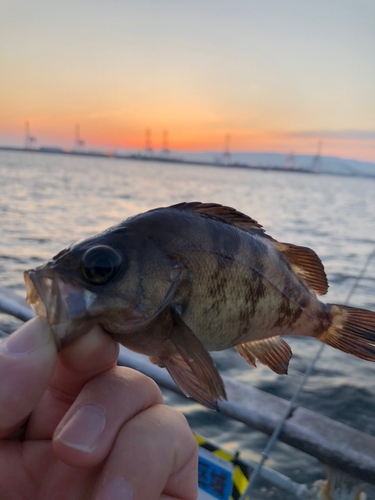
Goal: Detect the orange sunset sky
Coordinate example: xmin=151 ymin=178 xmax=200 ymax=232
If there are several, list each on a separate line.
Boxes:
xmin=1 ymin=0 xmax=375 ymax=162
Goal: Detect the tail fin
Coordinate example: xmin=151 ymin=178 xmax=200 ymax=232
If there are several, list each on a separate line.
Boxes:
xmin=319 ymin=304 xmax=375 ymax=361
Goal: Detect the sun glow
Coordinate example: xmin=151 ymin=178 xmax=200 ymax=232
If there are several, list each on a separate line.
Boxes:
xmin=1 ymin=0 xmax=374 ymax=163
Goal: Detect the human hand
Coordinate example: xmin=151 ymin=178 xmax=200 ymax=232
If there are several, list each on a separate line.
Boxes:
xmin=0 ymin=317 xmax=198 ymax=500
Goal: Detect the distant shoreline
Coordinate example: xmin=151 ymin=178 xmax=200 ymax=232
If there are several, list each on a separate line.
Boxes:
xmin=0 ymin=145 xmax=321 ymax=175
xmin=2 ymin=145 xmax=375 ymax=179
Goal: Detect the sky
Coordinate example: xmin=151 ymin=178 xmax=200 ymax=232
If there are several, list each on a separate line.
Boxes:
xmin=1 ymin=0 xmax=375 ymax=162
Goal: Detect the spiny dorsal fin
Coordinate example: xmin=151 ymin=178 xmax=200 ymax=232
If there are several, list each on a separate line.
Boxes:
xmin=170 ymin=202 xmax=272 ymax=238
xmin=235 ymin=336 xmax=292 ymax=375
xmin=171 ymin=202 xmax=328 ymax=295
xmin=273 ymin=242 xmax=328 ymax=296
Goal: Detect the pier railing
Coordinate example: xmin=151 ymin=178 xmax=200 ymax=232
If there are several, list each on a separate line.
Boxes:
xmin=1 ymin=287 xmax=374 ymax=500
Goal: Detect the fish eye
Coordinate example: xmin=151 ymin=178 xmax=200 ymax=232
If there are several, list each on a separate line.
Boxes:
xmin=81 ymin=245 xmax=123 ymax=285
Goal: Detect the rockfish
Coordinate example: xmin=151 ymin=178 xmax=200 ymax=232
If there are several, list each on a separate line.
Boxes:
xmin=24 ymin=202 xmax=375 ymax=408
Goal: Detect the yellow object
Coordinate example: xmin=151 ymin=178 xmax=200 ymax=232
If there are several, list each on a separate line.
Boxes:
xmin=194 ymin=433 xmax=249 ymax=500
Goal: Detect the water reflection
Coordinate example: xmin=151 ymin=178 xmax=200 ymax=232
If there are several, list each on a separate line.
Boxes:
xmin=1 ymin=150 xmax=375 ymax=488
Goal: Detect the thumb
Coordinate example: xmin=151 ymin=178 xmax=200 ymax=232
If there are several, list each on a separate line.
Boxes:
xmin=0 ymin=316 xmax=57 ymax=435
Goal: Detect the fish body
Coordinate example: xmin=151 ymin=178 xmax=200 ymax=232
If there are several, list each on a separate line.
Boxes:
xmin=25 ymin=202 xmax=375 ymax=408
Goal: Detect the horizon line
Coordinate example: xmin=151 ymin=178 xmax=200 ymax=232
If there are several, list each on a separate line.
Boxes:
xmin=1 ymin=143 xmax=375 ymax=167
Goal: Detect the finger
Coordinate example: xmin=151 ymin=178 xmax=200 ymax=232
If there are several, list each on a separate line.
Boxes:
xmin=26 ymin=326 xmax=119 ymax=440
xmin=52 ymin=325 xmax=119 ymax=398
xmin=0 ymin=317 xmax=57 ymax=436
xmin=94 ymin=405 xmax=198 ymax=500
xmin=52 ymin=366 xmax=163 ymax=467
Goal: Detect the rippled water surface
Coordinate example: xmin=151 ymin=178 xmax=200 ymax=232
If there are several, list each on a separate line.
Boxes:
xmin=1 ymin=151 xmax=375 ymax=496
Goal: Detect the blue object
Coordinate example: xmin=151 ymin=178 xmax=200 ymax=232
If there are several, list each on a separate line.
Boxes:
xmin=198 ymin=455 xmax=233 ymax=500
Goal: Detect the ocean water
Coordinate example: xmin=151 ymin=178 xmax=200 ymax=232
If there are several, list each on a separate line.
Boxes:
xmin=1 ymin=150 xmax=375 ymax=497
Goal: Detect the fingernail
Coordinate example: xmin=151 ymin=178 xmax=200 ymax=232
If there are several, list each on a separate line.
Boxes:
xmin=96 ymin=476 xmax=135 ymax=500
xmin=55 ymin=404 xmax=106 ymax=453
xmin=1 ymin=318 xmax=48 ymax=356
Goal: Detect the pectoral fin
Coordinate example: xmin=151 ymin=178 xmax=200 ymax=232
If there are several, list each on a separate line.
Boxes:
xmin=151 ymin=269 xmax=181 ymax=317
xmin=235 ymin=336 xmax=292 ymax=374
xmin=168 ymin=307 xmax=227 ymax=404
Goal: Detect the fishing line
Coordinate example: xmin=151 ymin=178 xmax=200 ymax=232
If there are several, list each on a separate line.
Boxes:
xmin=239 ymin=246 xmax=375 ymax=500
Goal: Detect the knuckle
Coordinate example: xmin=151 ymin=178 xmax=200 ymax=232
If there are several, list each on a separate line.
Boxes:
xmin=155 ymin=405 xmax=196 ymax=444
xmin=122 ymin=368 xmax=163 ymax=402
xmin=90 ymin=366 xmax=163 ymax=405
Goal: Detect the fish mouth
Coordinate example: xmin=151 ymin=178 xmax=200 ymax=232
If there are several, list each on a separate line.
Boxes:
xmin=24 ymin=268 xmax=96 ymax=350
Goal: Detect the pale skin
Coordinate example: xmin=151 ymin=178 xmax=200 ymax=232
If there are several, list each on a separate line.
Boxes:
xmin=0 ymin=317 xmax=198 ymax=500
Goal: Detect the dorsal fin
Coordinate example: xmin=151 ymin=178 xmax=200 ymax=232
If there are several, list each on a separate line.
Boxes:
xmin=170 ymin=202 xmax=328 ymax=295
xmin=273 ymin=242 xmax=328 ymax=296
xmin=170 ymin=202 xmax=272 ymax=238
xmin=235 ymin=337 xmax=292 ymax=375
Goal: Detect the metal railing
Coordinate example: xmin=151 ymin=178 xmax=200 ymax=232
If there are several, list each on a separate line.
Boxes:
xmin=1 ymin=247 xmax=375 ymax=500
xmin=239 ymin=247 xmax=375 ymax=500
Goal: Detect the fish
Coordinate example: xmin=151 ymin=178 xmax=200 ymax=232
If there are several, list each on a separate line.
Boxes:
xmin=24 ymin=202 xmax=375 ymax=409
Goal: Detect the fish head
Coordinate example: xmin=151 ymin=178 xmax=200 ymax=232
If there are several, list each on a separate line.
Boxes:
xmin=24 ymin=223 xmax=181 ymax=350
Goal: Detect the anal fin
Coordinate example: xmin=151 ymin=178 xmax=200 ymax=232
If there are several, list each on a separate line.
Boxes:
xmin=235 ymin=336 xmax=292 ymax=375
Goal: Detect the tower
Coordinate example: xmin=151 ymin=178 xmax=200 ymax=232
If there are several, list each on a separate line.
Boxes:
xmin=75 ymin=124 xmax=85 ymax=149
xmin=310 ymin=140 xmax=323 ymax=172
xmin=161 ymin=130 xmax=169 ymax=154
xmin=145 ymin=129 xmax=153 ymax=155
xmin=222 ymin=133 xmax=231 ymax=165
xmin=25 ymin=121 xmax=37 ymax=149
xmin=285 ymin=152 xmax=295 ymax=170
